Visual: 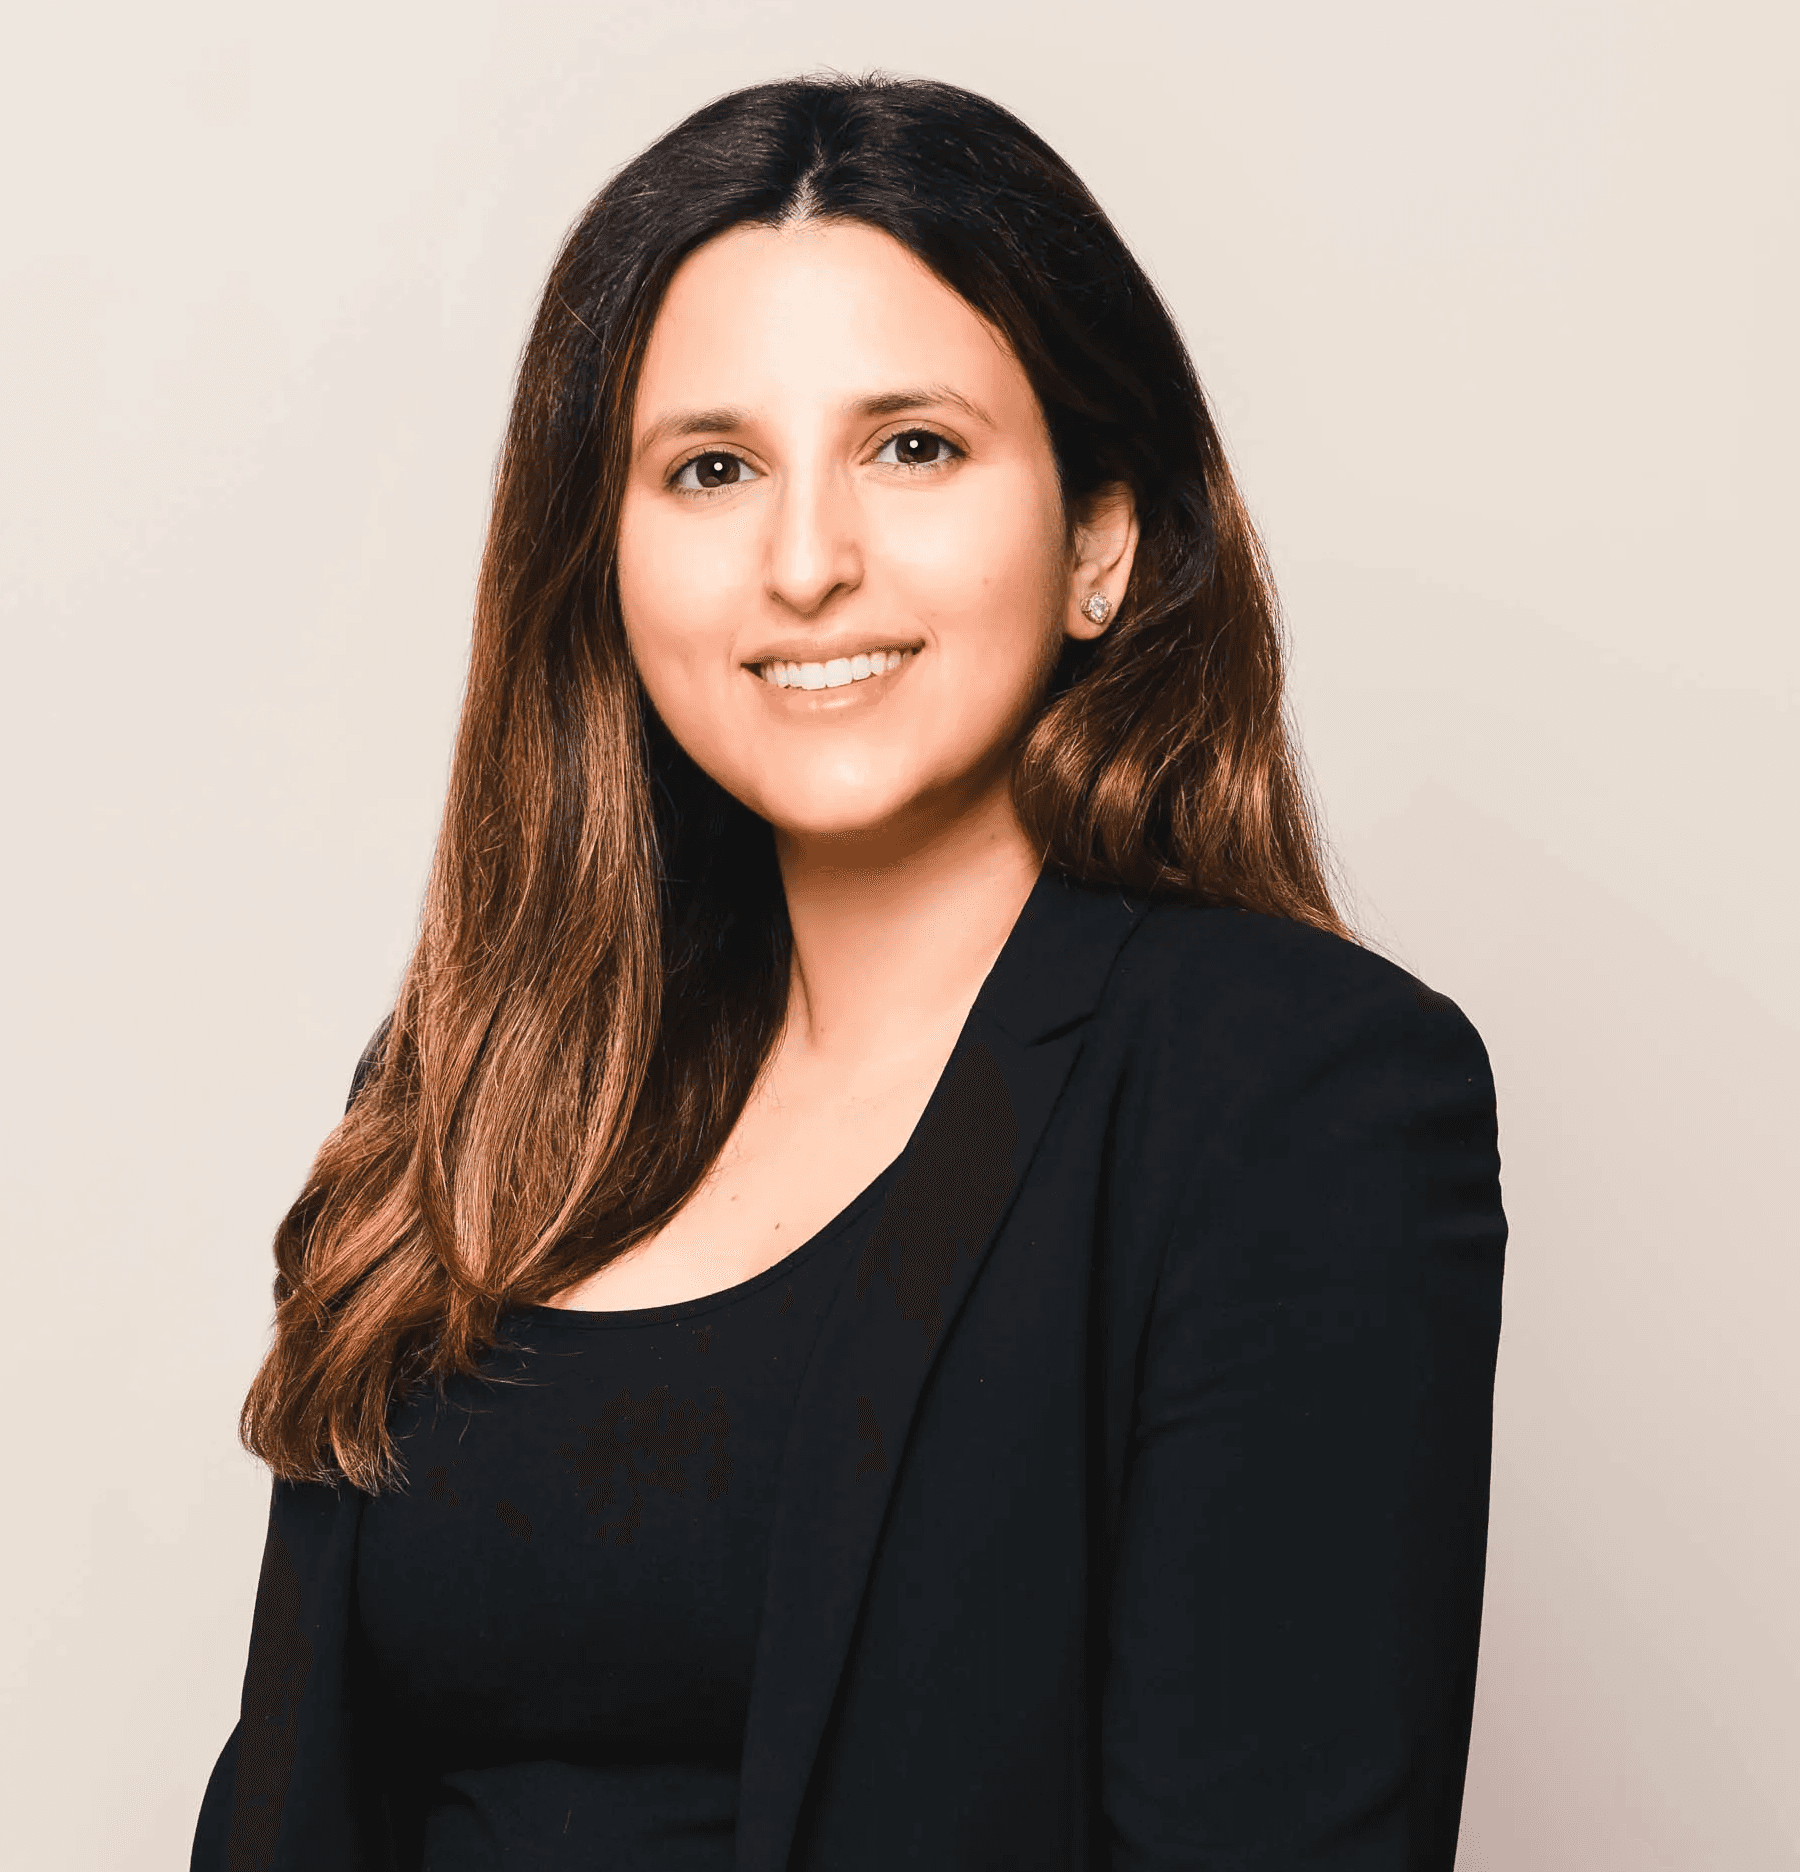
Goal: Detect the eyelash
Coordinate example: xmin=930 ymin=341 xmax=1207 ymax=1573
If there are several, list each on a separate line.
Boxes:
xmin=872 ymin=426 xmax=964 ymax=470
xmin=665 ymin=427 xmax=964 ymax=495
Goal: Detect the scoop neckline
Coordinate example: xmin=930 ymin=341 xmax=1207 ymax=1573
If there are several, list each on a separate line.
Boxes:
xmin=510 ymin=1156 xmax=899 ymax=1331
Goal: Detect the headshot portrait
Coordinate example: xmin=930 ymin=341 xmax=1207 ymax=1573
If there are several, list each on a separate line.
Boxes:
xmin=2 ymin=5 xmax=1793 ymax=1871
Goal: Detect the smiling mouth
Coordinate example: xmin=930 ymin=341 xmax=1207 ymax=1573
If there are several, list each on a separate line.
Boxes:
xmin=753 ymin=648 xmax=916 ymax=691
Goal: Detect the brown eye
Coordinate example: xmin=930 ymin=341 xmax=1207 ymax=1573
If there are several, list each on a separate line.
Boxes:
xmin=877 ymin=429 xmax=957 ymax=468
xmin=674 ymin=450 xmax=757 ymax=492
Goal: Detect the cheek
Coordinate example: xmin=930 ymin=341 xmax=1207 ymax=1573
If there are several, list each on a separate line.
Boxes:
xmin=887 ymin=475 xmax=1068 ymax=682
xmin=616 ymin=502 xmax=742 ymax=701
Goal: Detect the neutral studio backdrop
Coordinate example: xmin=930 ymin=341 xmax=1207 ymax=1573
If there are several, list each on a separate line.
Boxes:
xmin=3 ymin=3 xmax=1795 ymax=1867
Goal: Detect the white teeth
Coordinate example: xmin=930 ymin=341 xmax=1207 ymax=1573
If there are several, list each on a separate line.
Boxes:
xmin=756 ymin=649 xmax=911 ymax=688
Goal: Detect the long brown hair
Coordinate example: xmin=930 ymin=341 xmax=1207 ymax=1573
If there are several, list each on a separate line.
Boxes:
xmin=242 ymin=75 xmax=1343 ymax=1489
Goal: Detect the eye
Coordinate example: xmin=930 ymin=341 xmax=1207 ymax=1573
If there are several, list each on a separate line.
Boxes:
xmin=874 ymin=428 xmax=960 ymax=469
xmin=672 ymin=450 xmax=759 ymax=492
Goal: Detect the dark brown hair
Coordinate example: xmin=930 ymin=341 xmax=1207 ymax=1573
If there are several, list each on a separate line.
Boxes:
xmin=242 ymin=74 xmax=1343 ymax=1489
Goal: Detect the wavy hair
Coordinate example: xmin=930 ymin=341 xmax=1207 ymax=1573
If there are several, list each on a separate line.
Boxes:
xmin=242 ymin=74 xmax=1343 ymax=1488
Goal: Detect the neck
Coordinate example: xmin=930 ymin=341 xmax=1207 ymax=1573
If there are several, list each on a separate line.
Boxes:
xmin=775 ymin=785 xmax=1041 ymax=1068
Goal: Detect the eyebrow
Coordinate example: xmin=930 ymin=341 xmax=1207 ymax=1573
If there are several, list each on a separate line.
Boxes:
xmin=634 ymin=385 xmax=997 ymax=461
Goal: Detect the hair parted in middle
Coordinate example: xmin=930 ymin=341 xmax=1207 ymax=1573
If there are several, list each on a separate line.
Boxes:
xmin=242 ymin=72 xmax=1344 ymax=1489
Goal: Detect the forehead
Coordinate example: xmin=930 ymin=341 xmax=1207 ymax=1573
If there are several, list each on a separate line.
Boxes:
xmin=633 ymin=220 xmax=1030 ymax=421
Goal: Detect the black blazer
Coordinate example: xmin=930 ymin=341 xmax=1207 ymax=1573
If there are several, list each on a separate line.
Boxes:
xmin=193 ymin=873 xmax=1506 ymax=1871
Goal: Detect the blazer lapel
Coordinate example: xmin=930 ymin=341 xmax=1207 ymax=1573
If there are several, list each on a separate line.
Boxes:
xmin=734 ymin=874 xmax=1146 ymax=1872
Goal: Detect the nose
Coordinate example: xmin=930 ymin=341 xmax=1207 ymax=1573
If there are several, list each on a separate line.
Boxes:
xmin=764 ymin=458 xmax=863 ymax=617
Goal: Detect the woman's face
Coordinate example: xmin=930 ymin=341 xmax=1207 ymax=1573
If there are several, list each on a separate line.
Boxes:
xmin=616 ymin=219 xmax=1132 ymax=852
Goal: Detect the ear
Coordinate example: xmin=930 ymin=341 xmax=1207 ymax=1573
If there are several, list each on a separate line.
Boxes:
xmin=1064 ymin=482 xmax=1140 ymax=641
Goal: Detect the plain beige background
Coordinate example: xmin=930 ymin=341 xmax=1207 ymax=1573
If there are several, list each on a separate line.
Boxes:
xmin=3 ymin=1 xmax=1795 ymax=1866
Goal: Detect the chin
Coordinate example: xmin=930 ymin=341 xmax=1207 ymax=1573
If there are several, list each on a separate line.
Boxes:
xmin=741 ymin=769 xmax=946 ymax=850
xmin=726 ymin=746 xmax=903 ymax=838
xmin=758 ymin=799 xmax=917 ymax=848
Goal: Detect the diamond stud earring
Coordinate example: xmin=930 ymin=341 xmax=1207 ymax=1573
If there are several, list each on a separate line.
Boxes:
xmin=1081 ymin=593 xmax=1113 ymax=626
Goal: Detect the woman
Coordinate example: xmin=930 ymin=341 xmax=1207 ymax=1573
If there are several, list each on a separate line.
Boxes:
xmin=194 ymin=74 xmax=1505 ymax=1872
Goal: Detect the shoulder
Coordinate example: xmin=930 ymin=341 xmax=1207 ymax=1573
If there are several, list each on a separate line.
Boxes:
xmin=1085 ymin=898 xmax=1498 ymax=1171
xmin=1105 ymin=897 xmax=1489 ymax=1074
xmin=344 ymin=1014 xmax=393 ymax=1113
xmin=1089 ymin=900 xmax=1505 ymax=1305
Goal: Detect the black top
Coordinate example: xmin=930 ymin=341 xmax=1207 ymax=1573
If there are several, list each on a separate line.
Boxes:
xmin=196 ymin=876 xmax=1507 ymax=1872
xmin=356 ymin=1173 xmax=892 ymax=1871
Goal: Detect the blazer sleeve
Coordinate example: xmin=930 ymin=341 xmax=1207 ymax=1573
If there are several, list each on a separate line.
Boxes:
xmin=1102 ymin=978 xmax=1506 ymax=1870
xmin=191 ymin=1479 xmax=392 ymax=1872
xmin=194 ymin=1035 xmax=398 ymax=1871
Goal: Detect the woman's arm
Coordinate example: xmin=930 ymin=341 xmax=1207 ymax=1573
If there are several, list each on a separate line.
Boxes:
xmin=191 ymin=1030 xmax=396 ymax=1872
xmin=190 ymin=1479 xmax=382 ymax=1871
xmin=1103 ymin=979 xmax=1506 ymax=1870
